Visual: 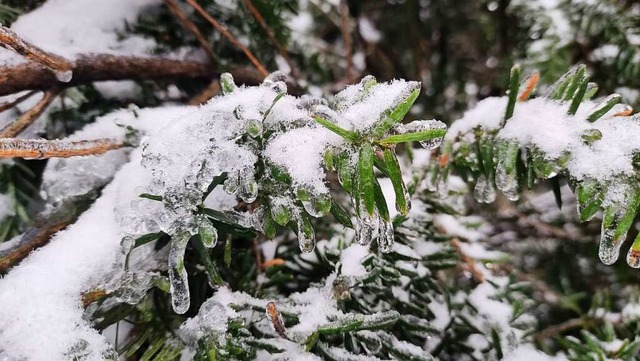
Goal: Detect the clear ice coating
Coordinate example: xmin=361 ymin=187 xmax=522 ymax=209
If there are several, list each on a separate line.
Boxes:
xmin=197 ymin=214 xmax=218 ymax=248
xmin=355 ymin=212 xmax=376 ymax=247
xmin=599 ymin=217 xmax=624 ymax=266
xmin=398 ymin=120 xmax=447 ymax=149
xmin=378 ymin=218 xmax=394 ymax=253
xmin=169 ymin=233 xmax=191 ymax=314
xmin=296 ymin=216 xmax=316 ymax=253
xmin=473 ymin=174 xmax=496 ymax=203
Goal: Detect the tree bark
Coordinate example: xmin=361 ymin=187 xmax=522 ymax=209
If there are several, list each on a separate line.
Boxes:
xmin=0 ymin=54 xmax=265 ymax=97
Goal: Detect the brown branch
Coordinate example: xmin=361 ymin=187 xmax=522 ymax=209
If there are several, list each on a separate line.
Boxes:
xmin=241 ymin=0 xmax=297 ymax=77
xmin=164 ymin=0 xmax=217 ymax=63
xmin=0 ymin=219 xmax=70 ymax=273
xmin=450 ymin=238 xmax=485 ymax=283
xmin=339 ymin=0 xmax=354 ymax=84
xmin=188 ymin=79 xmax=220 ymax=105
xmin=0 ymin=25 xmax=73 ymax=79
xmin=185 ymin=0 xmax=269 ymax=77
xmin=0 ymin=90 xmax=59 ymax=138
xmin=0 ymin=138 xmax=124 ymax=159
xmin=533 ymin=318 xmax=586 ymax=342
xmin=0 ymin=90 xmax=38 ymax=113
xmin=0 ymin=54 xmax=267 ymax=97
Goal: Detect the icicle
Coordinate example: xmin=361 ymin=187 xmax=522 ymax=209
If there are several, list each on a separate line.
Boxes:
xmin=494 ymin=141 xmax=520 ymax=201
xmin=599 ymin=214 xmax=623 ymax=265
xmin=378 ymin=218 xmax=394 ymax=253
xmin=355 ymin=213 xmax=376 ymax=246
xmin=473 ymin=174 xmax=496 ymax=203
xmin=296 ymin=215 xmax=316 ymax=253
xmin=168 ymin=233 xmax=191 ymax=314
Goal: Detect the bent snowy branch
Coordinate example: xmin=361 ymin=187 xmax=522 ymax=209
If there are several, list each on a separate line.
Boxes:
xmin=0 ymin=138 xmax=124 ymax=159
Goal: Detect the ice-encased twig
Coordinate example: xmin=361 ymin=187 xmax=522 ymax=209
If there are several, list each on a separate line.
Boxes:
xmin=0 ymin=25 xmax=74 ymax=82
xmin=0 ymin=138 xmax=123 ymax=159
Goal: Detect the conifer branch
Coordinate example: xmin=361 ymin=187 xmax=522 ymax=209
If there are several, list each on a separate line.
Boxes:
xmin=0 ymin=25 xmax=74 ymax=78
xmin=0 ymin=90 xmax=59 ymax=138
xmin=0 ymin=138 xmax=124 ymax=159
xmin=185 ymin=0 xmax=269 ymax=77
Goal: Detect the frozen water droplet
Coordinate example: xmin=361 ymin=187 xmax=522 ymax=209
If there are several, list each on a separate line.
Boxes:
xmin=169 ymin=234 xmax=191 ymax=314
xmin=197 ymin=214 xmax=218 ymax=248
xmin=397 ymin=120 xmax=447 ymax=149
xmin=239 ymin=178 xmax=258 ymax=203
xmin=54 ymin=69 xmax=73 ymax=82
xmin=495 ymin=159 xmax=519 ymax=201
xmin=120 ymin=235 xmax=135 ymax=255
xmin=378 ymin=218 xmax=394 ymax=253
xmin=473 ymin=174 xmax=496 ymax=203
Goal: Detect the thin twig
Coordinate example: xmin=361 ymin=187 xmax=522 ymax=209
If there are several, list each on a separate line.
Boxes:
xmin=0 ymin=25 xmax=73 ymax=78
xmin=450 ymin=238 xmax=485 ymax=283
xmin=241 ymin=0 xmax=297 ymax=77
xmin=164 ymin=0 xmax=217 ymax=63
xmin=0 ymin=220 xmax=70 ymax=273
xmin=0 ymin=90 xmax=59 ymax=138
xmin=0 ymin=138 xmax=124 ymax=159
xmin=185 ymin=0 xmax=269 ymax=77
xmin=188 ymin=79 xmax=220 ymax=105
xmin=339 ymin=0 xmax=354 ymax=84
xmin=533 ymin=318 xmax=586 ymax=342
xmin=0 ymin=90 xmax=38 ymax=113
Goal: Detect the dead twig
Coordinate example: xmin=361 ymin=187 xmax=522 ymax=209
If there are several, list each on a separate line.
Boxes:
xmin=0 ymin=138 xmax=124 ymax=159
xmin=164 ymin=0 xmax=217 ymax=63
xmin=185 ymin=0 xmax=269 ymax=77
xmin=188 ymin=79 xmax=220 ymax=105
xmin=241 ymin=0 xmax=297 ymax=77
xmin=0 ymin=25 xmax=73 ymax=79
xmin=450 ymin=238 xmax=485 ymax=283
xmin=0 ymin=54 xmax=269 ymax=97
xmin=0 ymin=90 xmax=38 ymax=113
xmin=0 ymin=90 xmax=59 ymax=138
xmin=339 ymin=0 xmax=354 ymax=84
xmin=0 ymin=219 xmax=70 ymax=273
